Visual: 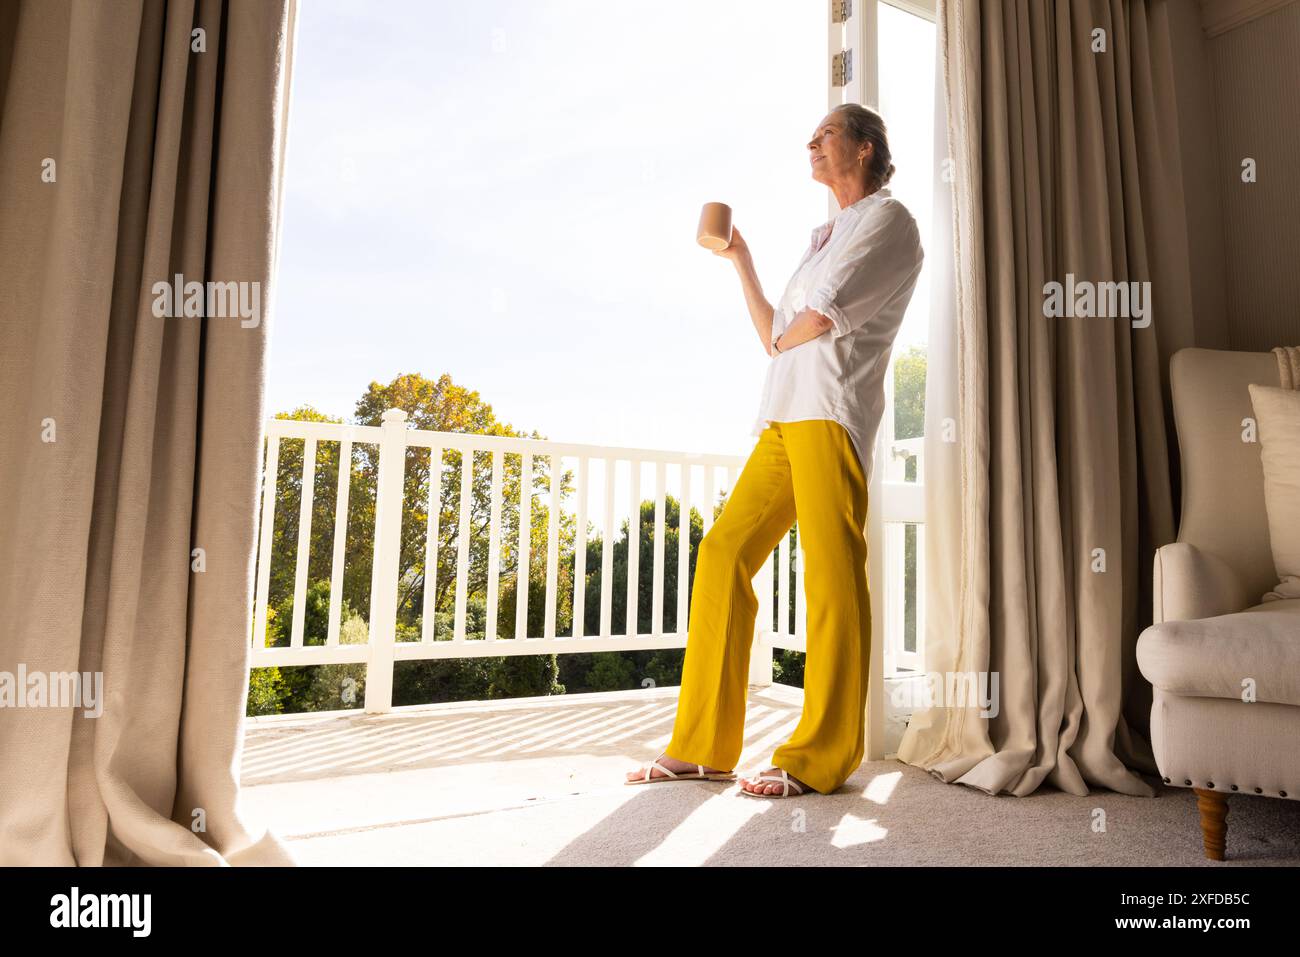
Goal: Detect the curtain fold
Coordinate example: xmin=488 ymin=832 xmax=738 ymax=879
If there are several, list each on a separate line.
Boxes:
xmin=899 ymin=0 xmax=1188 ymax=799
xmin=0 ymin=0 xmax=297 ymax=865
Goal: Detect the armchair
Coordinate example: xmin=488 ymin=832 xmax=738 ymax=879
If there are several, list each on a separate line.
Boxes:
xmin=1136 ymin=348 xmax=1300 ymax=861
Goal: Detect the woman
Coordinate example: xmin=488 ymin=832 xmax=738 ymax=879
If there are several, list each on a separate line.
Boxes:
xmin=626 ymin=104 xmax=924 ymax=798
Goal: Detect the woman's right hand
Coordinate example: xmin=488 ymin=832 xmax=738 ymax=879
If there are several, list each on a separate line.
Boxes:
xmin=712 ymin=225 xmax=751 ymax=266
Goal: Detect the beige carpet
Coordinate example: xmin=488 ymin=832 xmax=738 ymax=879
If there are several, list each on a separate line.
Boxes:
xmin=239 ymin=685 xmax=1300 ymax=866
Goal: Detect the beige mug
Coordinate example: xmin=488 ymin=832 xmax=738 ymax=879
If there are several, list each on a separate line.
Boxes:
xmin=696 ymin=202 xmax=733 ymax=250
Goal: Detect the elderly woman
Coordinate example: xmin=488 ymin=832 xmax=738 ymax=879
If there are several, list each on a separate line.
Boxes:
xmin=627 ymin=104 xmax=924 ymax=798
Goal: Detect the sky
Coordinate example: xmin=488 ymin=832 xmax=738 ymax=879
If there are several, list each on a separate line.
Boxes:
xmin=269 ymin=0 xmax=935 ymax=504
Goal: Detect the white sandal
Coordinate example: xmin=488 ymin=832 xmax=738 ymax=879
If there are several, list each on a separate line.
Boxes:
xmin=740 ymin=768 xmax=806 ymax=798
xmin=626 ymin=754 xmax=736 ymax=785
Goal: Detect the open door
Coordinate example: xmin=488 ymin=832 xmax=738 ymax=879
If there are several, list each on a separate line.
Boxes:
xmin=828 ymin=0 xmax=937 ymax=760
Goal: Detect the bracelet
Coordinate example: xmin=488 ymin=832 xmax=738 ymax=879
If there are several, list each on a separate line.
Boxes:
xmin=772 ymin=335 xmax=782 ymax=355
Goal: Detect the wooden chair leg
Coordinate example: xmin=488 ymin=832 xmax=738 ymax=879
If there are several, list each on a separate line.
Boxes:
xmin=1193 ymin=787 xmax=1229 ymax=861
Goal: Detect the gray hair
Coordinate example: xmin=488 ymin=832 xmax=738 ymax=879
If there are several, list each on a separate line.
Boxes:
xmin=831 ymin=103 xmax=896 ymax=189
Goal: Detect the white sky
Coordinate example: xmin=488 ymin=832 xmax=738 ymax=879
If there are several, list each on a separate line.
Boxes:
xmin=268 ymin=2 xmax=935 ymax=526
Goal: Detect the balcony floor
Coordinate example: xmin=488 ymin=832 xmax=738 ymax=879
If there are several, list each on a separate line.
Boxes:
xmin=240 ymin=684 xmax=1300 ymax=866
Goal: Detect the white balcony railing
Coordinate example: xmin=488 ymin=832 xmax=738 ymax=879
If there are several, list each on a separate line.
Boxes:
xmin=249 ymin=410 xmax=925 ymax=715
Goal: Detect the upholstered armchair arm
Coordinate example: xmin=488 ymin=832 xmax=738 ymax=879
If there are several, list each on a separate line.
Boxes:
xmin=1152 ymin=542 xmax=1253 ymax=624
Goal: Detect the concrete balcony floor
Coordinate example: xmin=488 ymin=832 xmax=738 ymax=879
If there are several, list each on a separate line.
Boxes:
xmin=240 ymin=684 xmax=1300 ymax=866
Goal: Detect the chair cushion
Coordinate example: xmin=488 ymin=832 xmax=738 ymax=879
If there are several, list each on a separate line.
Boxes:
xmin=1136 ymin=599 xmax=1300 ymax=706
xmin=1171 ymin=349 xmax=1279 ymax=602
xmin=1248 ymin=384 xmax=1300 ymax=601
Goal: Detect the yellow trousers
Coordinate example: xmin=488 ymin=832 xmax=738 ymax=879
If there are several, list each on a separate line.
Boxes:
xmin=666 ymin=418 xmax=872 ymax=794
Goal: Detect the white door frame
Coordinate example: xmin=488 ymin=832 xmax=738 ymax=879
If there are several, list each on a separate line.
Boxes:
xmin=827 ymin=0 xmax=936 ymax=762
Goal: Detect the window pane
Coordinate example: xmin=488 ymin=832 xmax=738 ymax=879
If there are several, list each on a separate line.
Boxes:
xmin=878 ymin=2 xmax=936 ymax=354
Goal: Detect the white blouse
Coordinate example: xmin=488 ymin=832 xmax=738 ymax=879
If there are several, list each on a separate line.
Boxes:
xmin=751 ymin=187 xmax=924 ymax=486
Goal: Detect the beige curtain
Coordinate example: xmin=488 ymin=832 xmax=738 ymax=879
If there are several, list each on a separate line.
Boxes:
xmin=0 ymin=0 xmax=297 ymax=864
xmin=899 ymin=0 xmax=1193 ymax=798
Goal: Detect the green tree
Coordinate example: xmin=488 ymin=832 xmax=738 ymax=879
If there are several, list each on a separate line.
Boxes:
xmin=892 ymin=346 xmax=927 ymax=653
xmin=893 ymin=344 xmax=926 ymax=440
xmin=351 ymin=373 xmax=564 ymax=633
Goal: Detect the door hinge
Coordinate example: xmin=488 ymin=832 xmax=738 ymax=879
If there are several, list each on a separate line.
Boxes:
xmin=832 ymin=49 xmax=853 ymax=87
xmin=832 ymin=0 xmax=853 ymax=24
